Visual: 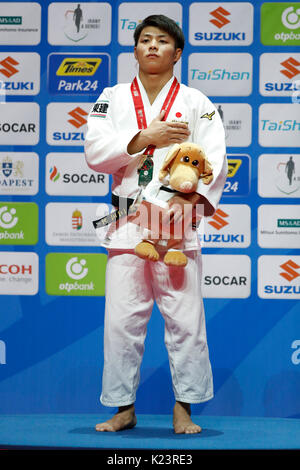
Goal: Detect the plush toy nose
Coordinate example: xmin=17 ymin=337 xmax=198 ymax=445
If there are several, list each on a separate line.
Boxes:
xmin=179 ymin=181 xmax=193 ymax=192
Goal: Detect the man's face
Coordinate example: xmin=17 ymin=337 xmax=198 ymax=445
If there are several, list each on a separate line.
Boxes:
xmin=134 ymin=26 xmax=182 ymax=75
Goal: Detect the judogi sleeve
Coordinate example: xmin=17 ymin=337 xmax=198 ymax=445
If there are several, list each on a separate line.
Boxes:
xmin=193 ymin=94 xmax=227 ymax=216
xmin=84 ymin=87 xmax=142 ymax=174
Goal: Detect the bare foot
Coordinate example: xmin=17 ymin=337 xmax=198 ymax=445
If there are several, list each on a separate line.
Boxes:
xmin=95 ymin=404 xmax=137 ymax=432
xmin=173 ymin=401 xmax=202 ymax=434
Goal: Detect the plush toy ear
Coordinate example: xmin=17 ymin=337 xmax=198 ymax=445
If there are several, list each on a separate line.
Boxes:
xmin=158 ymin=144 xmax=181 ymax=183
xmin=201 ymin=158 xmax=213 ymax=185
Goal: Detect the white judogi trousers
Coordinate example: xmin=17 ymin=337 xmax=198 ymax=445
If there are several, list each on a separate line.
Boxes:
xmin=100 ymin=249 xmax=213 ymax=407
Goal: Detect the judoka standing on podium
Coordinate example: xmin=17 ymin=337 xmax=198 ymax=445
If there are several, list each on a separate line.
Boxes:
xmin=84 ymin=15 xmax=227 ymax=433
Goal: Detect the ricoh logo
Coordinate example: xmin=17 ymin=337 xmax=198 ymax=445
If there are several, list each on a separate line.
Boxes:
xmin=0 ymin=251 xmax=38 ymax=295
xmin=0 ymin=340 xmax=6 ymax=365
xmin=0 ymin=264 xmax=32 ymax=275
xmin=190 ymin=3 xmax=253 ymax=46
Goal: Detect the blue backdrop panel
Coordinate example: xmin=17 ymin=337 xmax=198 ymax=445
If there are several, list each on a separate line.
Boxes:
xmin=0 ymin=0 xmax=299 ymax=419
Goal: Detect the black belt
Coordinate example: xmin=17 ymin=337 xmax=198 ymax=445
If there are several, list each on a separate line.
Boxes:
xmin=111 ymin=193 xmax=135 ymax=210
xmin=92 ymin=194 xmax=135 ymax=229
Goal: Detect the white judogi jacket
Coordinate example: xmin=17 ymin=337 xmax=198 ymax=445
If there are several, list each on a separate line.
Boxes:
xmin=84 ymin=76 xmax=227 ymax=250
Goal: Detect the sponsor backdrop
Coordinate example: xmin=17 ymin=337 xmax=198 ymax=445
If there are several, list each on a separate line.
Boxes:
xmin=0 ymin=0 xmax=299 ymax=420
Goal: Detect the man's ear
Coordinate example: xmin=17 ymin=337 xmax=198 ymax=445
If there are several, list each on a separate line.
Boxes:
xmin=134 ymin=47 xmax=137 ymax=61
xmin=174 ymin=48 xmax=182 ymax=64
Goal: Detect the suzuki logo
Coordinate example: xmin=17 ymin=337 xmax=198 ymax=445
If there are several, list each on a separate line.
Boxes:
xmin=208 ymin=209 xmax=229 ymax=230
xmin=210 ymin=7 xmax=231 ymax=29
xmin=280 ymin=259 xmax=300 ymax=282
xmin=280 ymin=57 xmax=300 ymax=79
xmin=68 ymin=107 xmax=88 ymax=129
xmin=0 ymin=56 xmax=19 ymax=78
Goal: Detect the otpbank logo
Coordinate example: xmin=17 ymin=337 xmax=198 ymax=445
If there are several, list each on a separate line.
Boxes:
xmin=259 ymin=104 xmax=300 ymax=147
xmin=198 ymin=204 xmax=251 ymax=248
xmin=260 ymin=53 xmax=300 ymax=96
xmin=47 ymin=53 xmax=110 ymax=96
xmin=0 ymin=202 xmax=38 ymax=245
xmin=45 ymin=253 xmax=107 ymax=296
xmin=190 ymin=3 xmax=253 ymax=46
xmin=188 ymin=53 xmax=252 ymax=96
xmin=261 ymin=3 xmax=300 ymax=45
xmin=258 ymin=256 xmax=300 ymax=299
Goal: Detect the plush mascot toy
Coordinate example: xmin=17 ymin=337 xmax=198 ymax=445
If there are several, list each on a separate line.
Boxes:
xmin=130 ymin=142 xmax=213 ymax=267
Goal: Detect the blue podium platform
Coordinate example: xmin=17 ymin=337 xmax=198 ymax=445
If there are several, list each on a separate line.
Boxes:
xmin=0 ymin=414 xmax=299 ymax=451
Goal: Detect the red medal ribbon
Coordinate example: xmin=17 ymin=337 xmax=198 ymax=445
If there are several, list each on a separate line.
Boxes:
xmin=130 ymin=76 xmax=180 ymax=156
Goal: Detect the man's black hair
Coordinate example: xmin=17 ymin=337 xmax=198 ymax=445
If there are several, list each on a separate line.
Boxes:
xmin=134 ymin=14 xmax=185 ymax=50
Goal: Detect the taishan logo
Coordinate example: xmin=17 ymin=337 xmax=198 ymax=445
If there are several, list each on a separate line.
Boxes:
xmin=280 ymin=57 xmax=300 ymax=79
xmin=0 ymin=56 xmax=19 ymax=78
xmin=56 ymin=58 xmax=102 ymax=76
xmin=210 ymin=7 xmax=231 ymax=29
xmin=280 ymin=259 xmax=300 ymax=282
xmin=68 ymin=107 xmax=88 ymax=128
xmin=208 ymin=209 xmax=229 ymax=230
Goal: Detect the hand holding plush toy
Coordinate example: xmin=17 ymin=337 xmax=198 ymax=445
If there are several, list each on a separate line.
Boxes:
xmin=131 ymin=142 xmax=213 ymax=267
